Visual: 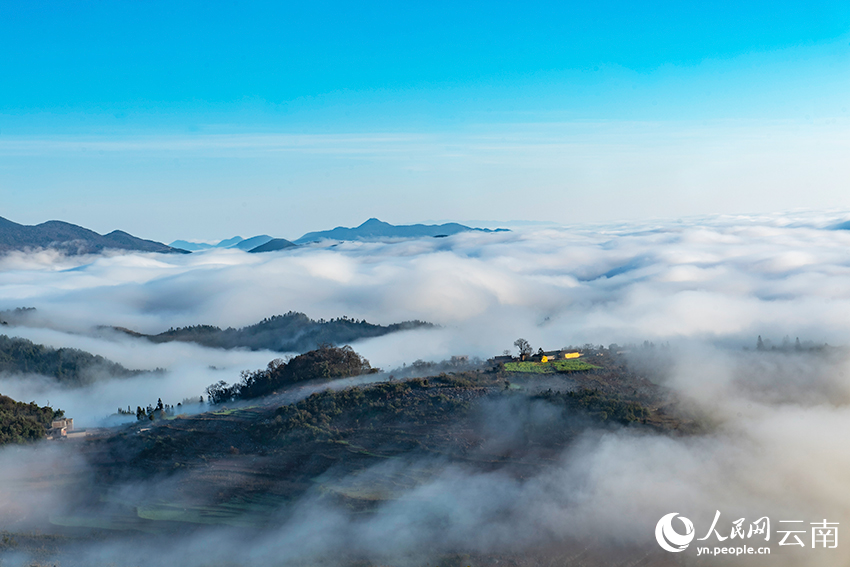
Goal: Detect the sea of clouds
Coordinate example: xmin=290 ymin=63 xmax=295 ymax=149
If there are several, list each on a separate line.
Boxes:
xmin=5 ymin=211 xmax=850 ymax=355
xmin=3 ymin=211 xmax=850 ymax=565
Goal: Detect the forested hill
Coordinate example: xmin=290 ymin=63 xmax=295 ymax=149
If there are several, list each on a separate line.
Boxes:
xmin=206 ymin=344 xmax=377 ymax=403
xmin=0 ymin=335 xmax=141 ymax=386
xmin=117 ymin=312 xmax=434 ymax=353
xmin=0 ymin=215 xmax=187 ymax=255
xmin=0 ymin=393 xmax=59 ymax=445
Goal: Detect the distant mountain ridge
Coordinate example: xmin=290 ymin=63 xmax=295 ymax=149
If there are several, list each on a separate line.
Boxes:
xmin=0 ymin=216 xmax=186 ymax=255
xmin=168 ymin=235 xmax=274 ymax=251
xmin=169 ymin=219 xmax=509 ymax=254
xmin=235 ymin=235 xmax=275 ymax=250
xmin=247 ymin=238 xmax=297 ymax=253
xmin=294 ymin=218 xmax=509 ymax=244
xmin=113 ymin=311 xmax=434 ymax=353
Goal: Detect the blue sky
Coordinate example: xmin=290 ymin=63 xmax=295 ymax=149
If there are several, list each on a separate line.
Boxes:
xmin=1 ymin=1 xmax=849 ymax=241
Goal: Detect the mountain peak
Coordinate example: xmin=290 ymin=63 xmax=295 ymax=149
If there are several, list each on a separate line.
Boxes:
xmin=215 ymin=236 xmax=244 ymax=248
xmin=359 ymin=218 xmax=390 ymax=228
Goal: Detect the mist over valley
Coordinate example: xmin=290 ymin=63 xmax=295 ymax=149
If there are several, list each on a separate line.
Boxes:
xmin=4 ymin=1 xmax=848 ymax=562
xmin=2 ymin=213 xmax=850 ymax=565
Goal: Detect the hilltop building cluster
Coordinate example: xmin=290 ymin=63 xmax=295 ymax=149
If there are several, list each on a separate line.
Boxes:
xmin=493 ymin=348 xmax=583 ymax=365
xmin=46 ymin=417 xmax=87 ymax=440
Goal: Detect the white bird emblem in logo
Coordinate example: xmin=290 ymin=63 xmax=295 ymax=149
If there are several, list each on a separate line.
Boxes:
xmin=655 ymin=512 xmax=695 ymax=552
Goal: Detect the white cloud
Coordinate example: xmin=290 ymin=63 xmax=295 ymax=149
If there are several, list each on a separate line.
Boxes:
xmin=4 ymin=212 xmax=850 ymax=563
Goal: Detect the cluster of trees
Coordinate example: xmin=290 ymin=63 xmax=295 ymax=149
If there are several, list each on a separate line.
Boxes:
xmin=0 ymin=393 xmax=61 ymax=445
xmin=755 ymin=335 xmax=827 ymax=352
xmin=0 ymin=334 xmax=138 ymax=386
xmin=206 ymin=344 xmax=377 ymax=404
xmin=117 ymin=397 xmax=203 ymax=421
xmin=132 ymin=311 xmax=433 ymax=353
xmin=0 ymin=307 xmax=36 ymax=326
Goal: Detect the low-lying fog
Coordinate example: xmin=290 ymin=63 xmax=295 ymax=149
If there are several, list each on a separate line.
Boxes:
xmin=3 ymin=211 xmax=850 ymax=565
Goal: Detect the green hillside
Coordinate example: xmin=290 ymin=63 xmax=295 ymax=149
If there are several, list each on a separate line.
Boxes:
xmin=0 ymin=394 xmax=60 ymax=445
xmin=0 ymin=334 xmax=140 ymax=386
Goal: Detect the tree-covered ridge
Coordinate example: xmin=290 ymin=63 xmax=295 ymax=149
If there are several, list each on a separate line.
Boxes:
xmin=125 ymin=311 xmax=433 ymax=353
xmin=0 ymin=215 xmax=186 ymax=255
xmin=0 ymin=393 xmax=60 ymax=445
xmin=261 ymin=376 xmax=477 ymax=442
xmin=535 ymin=388 xmax=650 ymax=424
xmin=206 ymin=344 xmax=377 ymax=403
xmin=0 ymin=335 xmax=139 ymax=386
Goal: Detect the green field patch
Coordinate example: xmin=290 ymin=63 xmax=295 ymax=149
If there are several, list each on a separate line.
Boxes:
xmin=551 ymin=359 xmax=598 ymax=372
xmin=340 ymin=442 xmax=400 ymax=459
xmin=50 ymin=509 xmax=161 ymax=534
xmin=503 ymin=361 xmax=551 ymax=373
xmin=136 ymin=495 xmax=284 ymax=527
xmin=97 ymin=490 xmax=284 ymax=529
xmin=504 ymin=360 xmax=597 ymax=373
xmin=209 ymin=406 xmax=252 ymax=416
xmin=315 ymin=464 xmax=439 ymax=503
